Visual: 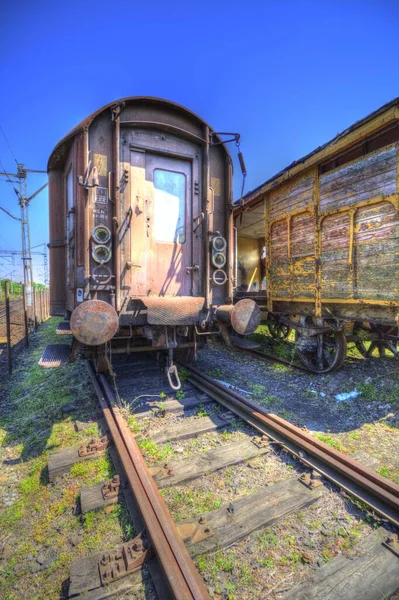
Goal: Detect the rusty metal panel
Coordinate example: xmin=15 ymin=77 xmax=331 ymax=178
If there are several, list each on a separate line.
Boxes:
xmin=141 ymin=296 xmax=204 ymax=325
xmin=128 ymin=145 xmax=196 ymax=297
xmin=63 ymin=143 xmax=75 ymax=313
xmin=75 ymin=131 xmax=87 ymax=268
xmin=209 ymin=144 xmax=227 ymax=305
xmin=48 ymin=170 xmax=66 ymax=315
xmin=87 ymin=112 xmax=114 ymax=302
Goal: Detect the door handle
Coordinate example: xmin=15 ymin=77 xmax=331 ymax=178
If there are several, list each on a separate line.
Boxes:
xmin=186 ymin=265 xmax=199 ymax=274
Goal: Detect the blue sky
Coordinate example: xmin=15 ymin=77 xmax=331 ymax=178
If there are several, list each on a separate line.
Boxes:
xmin=0 ymin=0 xmax=398 ymax=282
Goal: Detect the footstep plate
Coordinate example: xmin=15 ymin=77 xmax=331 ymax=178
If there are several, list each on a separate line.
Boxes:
xmin=231 ymin=336 xmax=260 ymax=350
xmin=56 ymin=321 xmax=72 ymax=335
xmin=39 ymin=344 xmax=70 ymax=368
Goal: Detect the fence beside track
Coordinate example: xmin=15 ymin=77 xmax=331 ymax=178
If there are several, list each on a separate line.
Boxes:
xmin=0 ymin=282 xmax=50 ymax=376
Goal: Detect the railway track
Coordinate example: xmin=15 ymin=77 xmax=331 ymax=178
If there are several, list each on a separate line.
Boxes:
xmin=0 ymin=299 xmax=23 ymax=323
xmin=231 ymin=336 xmax=310 ymax=373
xmin=52 ymin=356 xmax=399 ymax=600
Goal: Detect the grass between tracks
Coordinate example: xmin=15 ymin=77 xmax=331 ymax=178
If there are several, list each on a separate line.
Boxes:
xmin=0 ymin=319 xmax=140 ymax=600
xmin=248 ymin=324 xmax=399 ymax=487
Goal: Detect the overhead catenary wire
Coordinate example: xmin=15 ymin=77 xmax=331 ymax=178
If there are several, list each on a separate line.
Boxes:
xmin=0 ymin=205 xmax=20 ymax=221
xmin=0 ymin=158 xmax=21 ymax=199
xmin=0 ymin=124 xmax=19 ymax=165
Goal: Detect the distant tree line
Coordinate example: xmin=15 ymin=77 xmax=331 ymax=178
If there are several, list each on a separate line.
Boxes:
xmin=0 ymin=279 xmax=47 ymax=300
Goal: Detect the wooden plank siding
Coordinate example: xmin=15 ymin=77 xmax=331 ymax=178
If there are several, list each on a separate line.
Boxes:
xmin=319 ymin=145 xmax=397 ymax=212
xmin=355 ymin=201 xmax=398 ymax=301
xmin=269 ymin=170 xmax=314 ymax=221
xmin=291 ymin=213 xmax=316 ymax=299
xmin=267 ymin=145 xmax=399 ymax=310
xmin=236 ymin=125 xmax=399 ymax=321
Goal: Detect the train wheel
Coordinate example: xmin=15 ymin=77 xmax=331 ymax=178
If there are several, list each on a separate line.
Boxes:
xmin=175 ymin=345 xmax=196 ymax=362
xmin=296 ymin=317 xmax=347 ymax=373
xmin=94 ymin=346 xmax=110 ymax=374
xmin=175 ymin=329 xmax=197 ymax=363
xmin=268 ymin=313 xmax=292 ymax=340
xmin=353 ymin=322 xmax=398 ymax=358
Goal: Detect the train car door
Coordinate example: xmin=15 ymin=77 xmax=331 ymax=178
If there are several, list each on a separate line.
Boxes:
xmin=129 ymin=151 xmax=195 ymax=297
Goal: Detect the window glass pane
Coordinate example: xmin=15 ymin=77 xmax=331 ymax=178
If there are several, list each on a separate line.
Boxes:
xmin=153 ymin=169 xmax=186 ymax=243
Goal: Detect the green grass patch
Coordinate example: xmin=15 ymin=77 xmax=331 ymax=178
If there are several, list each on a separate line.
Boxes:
xmin=357 ymin=381 xmax=377 ymax=401
xmin=137 ymin=439 xmax=173 ymax=463
xmin=70 ymin=454 xmax=113 ymax=484
xmin=0 ymin=502 xmax=26 ymax=528
xmin=196 ymin=404 xmax=209 ymax=418
xmin=0 ymin=319 xmax=132 ymax=600
xmin=314 ymin=433 xmax=347 ymax=452
xmin=127 ymin=414 xmax=142 ymax=434
xmin=250 ymin=383 xmax=266 ymax=398
xmin=271 ymin=362 xmax=289 ymax=372
xmin=206 ymin=368 xmax=223 ymax=379
xmin=258 ymin=529 xmax=278 ymax=549
xmin=179 ymin=367 xmax=190 ymax=382
xmin=164 ymin=487 xmax=222 ymax=520
xmin=376 ymin=464 xmax=399 ymax=484
xmin=260 ymin=394 xmax=280 ymax=408
xmin=19 ymin=473 xmax=42 ymax=495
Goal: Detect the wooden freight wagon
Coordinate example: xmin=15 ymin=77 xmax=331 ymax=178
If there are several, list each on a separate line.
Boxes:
xmin=234 ymin=98 xmax=399 ymax=373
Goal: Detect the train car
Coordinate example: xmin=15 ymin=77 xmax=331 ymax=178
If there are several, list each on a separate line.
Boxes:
xmin=47 ymin=97 xmax=260 ymax=388
xmin=234 ymin=98 xmax=399 ymax=373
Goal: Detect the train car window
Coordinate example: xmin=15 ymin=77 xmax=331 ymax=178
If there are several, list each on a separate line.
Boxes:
xmin=153 ymin=169 xmax=186 ymax=243
xmin=319 ymin=124 xmax=399 ymax=174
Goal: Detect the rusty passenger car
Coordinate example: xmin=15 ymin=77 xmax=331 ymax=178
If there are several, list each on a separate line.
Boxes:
xmin=234 ymin=98 xmax=399 ymax=373
xmin=47 ymin=97 xmax=259 ymax=388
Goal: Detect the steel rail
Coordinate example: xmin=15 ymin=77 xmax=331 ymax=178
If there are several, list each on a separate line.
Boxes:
xmin=181 ymin=363 xmax=399 ymax=527
xmin=233 ymin=342 xmax=310 ymax=373
xmin=86 ymin=362 xmax=210 ymax=600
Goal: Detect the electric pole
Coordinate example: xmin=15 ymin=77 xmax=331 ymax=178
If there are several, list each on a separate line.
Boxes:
xmin=0 ymin=166 xmax=48 ymax=306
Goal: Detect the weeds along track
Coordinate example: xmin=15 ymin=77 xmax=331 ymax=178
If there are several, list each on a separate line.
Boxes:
xmin=57 ymin=356 xmax=399 ymax=600
xmin=231 ymin=338 xmax=311 ymax=373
